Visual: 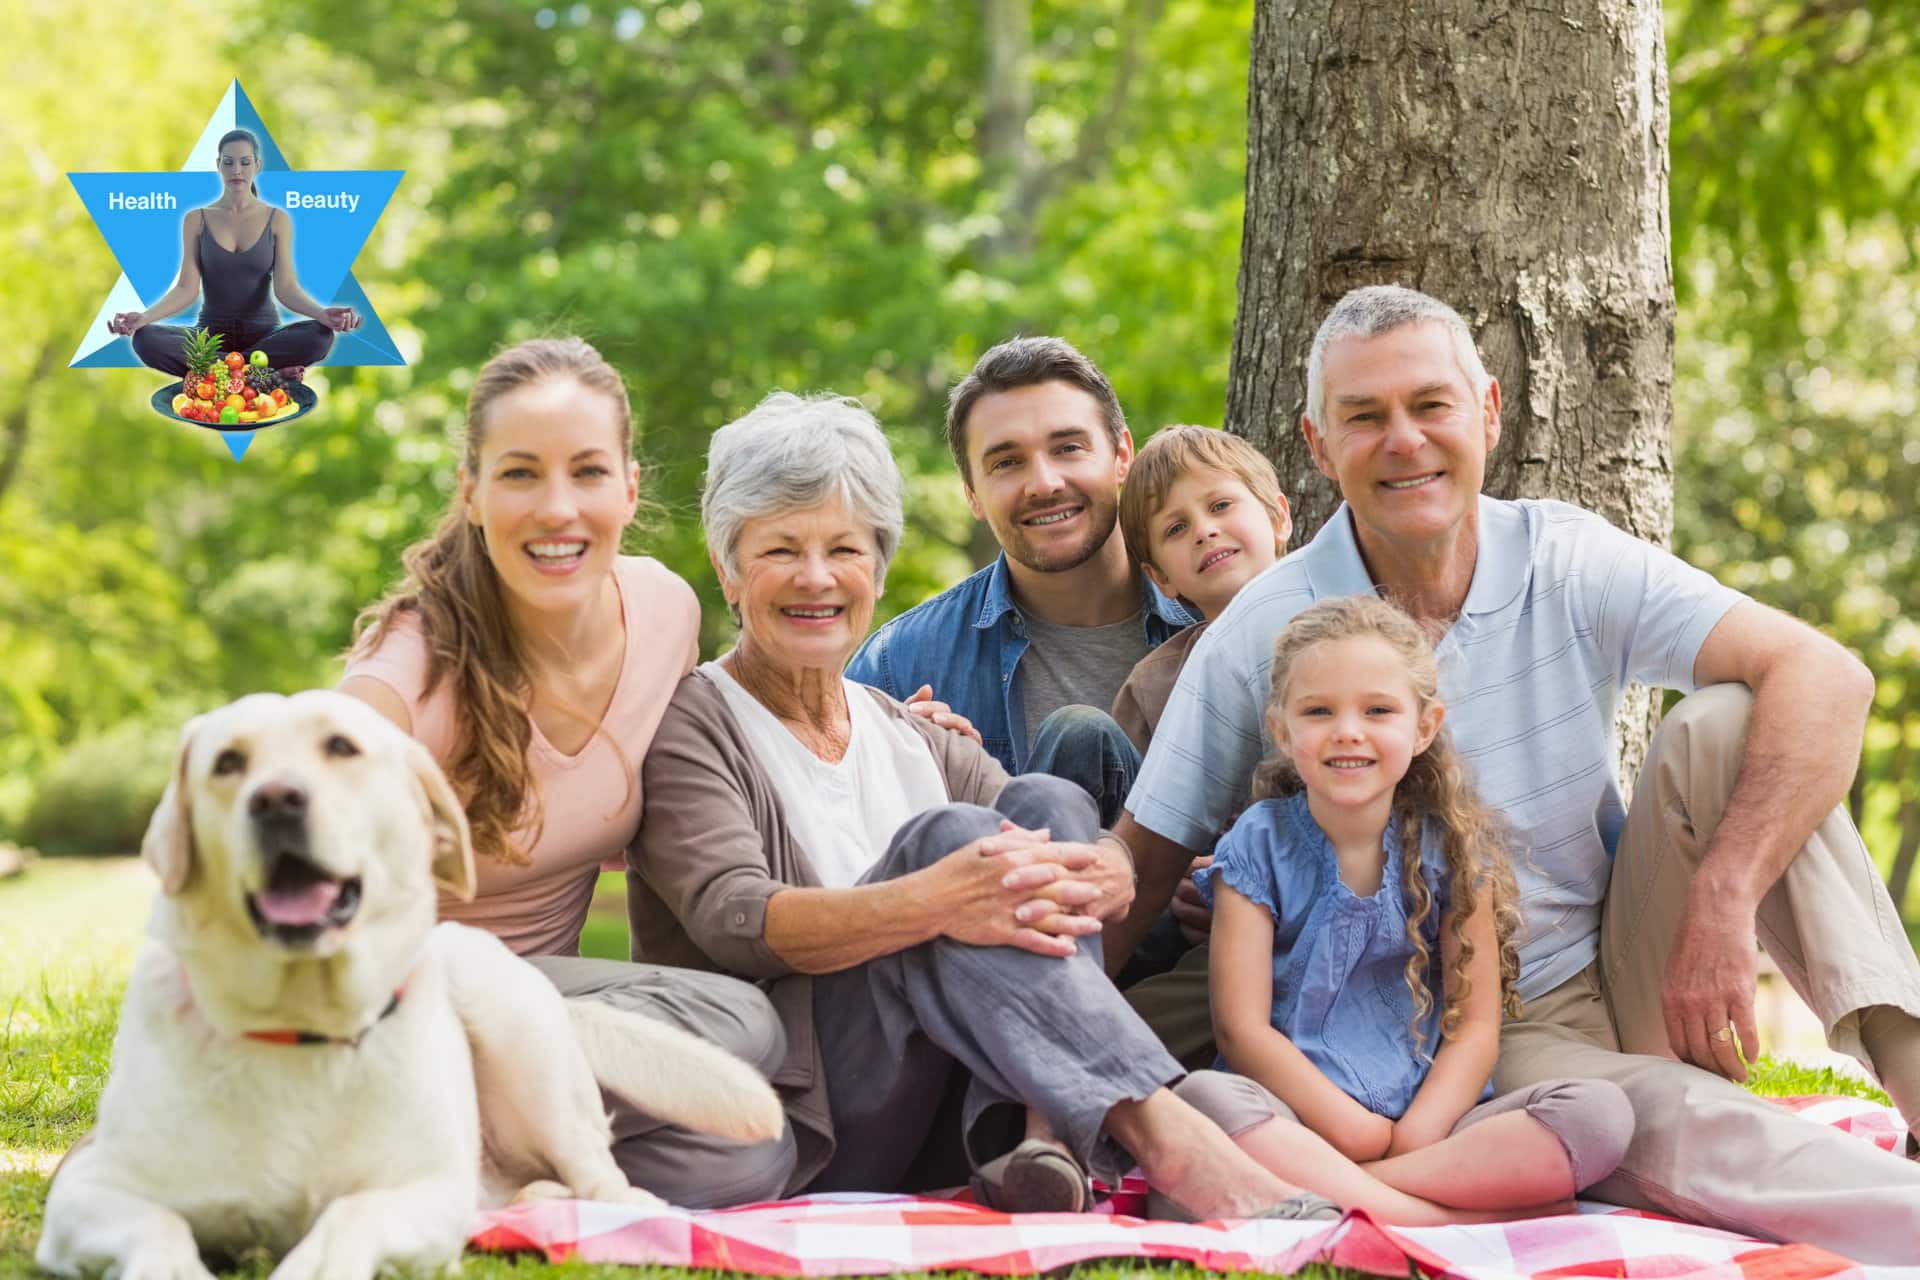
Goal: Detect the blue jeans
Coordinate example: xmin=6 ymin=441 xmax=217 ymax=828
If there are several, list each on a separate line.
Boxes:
xmin=1024 ymin=705 xmax=1140 ymax=828
xmin=1024 ymin=704 xmax=1189 ymax=987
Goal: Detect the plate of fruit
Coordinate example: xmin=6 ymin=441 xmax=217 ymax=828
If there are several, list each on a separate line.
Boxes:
xmin=151 ymin=326 xmax=318 ymax=428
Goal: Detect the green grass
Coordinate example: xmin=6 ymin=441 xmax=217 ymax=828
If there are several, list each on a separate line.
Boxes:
xmin=580 ymin=870 xmax=630 ymax=962
xmin=0 ymin=860 xmax=1895 ymax=1278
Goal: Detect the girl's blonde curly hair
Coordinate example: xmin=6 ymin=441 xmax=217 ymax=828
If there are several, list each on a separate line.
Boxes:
xmin=1250 ymin=595 xmax=1524 ymax=1051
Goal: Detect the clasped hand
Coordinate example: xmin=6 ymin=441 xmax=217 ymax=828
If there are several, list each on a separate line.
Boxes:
xmin=929 ymin=822 xmax=1110 ymax=957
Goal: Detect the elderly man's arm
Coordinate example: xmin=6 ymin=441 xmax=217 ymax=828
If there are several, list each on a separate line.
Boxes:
xmin=1100 ymin=812 xmax=1202 ymax=978
xmin=1662 ymin=599 xmax=1876 ymax=1080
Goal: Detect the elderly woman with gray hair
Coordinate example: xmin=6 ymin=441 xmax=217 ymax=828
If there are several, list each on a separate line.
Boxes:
xmin=627 ymin=392 xmax=1490 ymax=1224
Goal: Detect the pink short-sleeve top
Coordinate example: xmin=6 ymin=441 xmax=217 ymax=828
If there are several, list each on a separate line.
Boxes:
xmin=342 ymin=555 xmax=701 ymax=956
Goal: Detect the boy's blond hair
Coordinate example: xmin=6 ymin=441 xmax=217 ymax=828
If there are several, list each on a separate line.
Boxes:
xmin=1119 ymin=425 xmax=1287 ymax=571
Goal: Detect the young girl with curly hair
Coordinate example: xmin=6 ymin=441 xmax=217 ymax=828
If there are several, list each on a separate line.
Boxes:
xmin=1184 ymin=595 xmax=1635 ymax=1215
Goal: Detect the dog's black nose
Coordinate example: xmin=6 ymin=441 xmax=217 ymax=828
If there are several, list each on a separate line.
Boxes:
xmin=249 ymin=782 xmax=308 ymax=822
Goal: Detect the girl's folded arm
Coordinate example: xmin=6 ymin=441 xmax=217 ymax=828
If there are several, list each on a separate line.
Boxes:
xmin=1210 ymin=883 xmax=1395 ymax=1163
xmin=1391 ymin=878 xmax=1503 ymax=1154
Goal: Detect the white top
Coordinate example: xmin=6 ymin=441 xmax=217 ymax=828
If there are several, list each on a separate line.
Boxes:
xmin=702 ymin=661 xmax=952 ymax=888
xmin=1129 ymin=497 xmax=1743 ymax=1000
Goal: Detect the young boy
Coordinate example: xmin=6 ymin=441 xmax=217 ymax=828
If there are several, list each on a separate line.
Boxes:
xmin=1109 ymin=425 xmax=1292 ymax=1051
xmin=1112 ymin=425 xmax=1292 ymax=753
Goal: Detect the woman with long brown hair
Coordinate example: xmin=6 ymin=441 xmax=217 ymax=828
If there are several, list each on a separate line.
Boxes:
xmin=341 ymin=336 xmax=795 ymax=1207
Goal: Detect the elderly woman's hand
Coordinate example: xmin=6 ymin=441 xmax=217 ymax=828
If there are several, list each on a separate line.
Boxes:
xmin=921 ymin=825 xmax=1105 ymax=957
xmin=904 ymin=684 xmax=984 ymax=745
xmin=1000 ymin=847 xmax=1113 ymax=942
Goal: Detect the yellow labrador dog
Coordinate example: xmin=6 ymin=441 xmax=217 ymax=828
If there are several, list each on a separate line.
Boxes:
xmin=37 ymin=690 xmax=784 ymax=1280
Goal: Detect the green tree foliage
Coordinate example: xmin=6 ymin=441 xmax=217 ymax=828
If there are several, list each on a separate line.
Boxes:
xmin=1669 ymin=0 xmax=1920 ymax=329
xmin=1668 ymin=0 xmax=1920 ymax=907
xmin=290 ymin=0 xmax=1252 ymax=633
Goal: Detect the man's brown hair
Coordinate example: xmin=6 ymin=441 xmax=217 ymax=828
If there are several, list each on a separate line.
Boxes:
xmin=1118 ymin=425 xmax=1287 ymax=571
xmin=945 ymin=336 xmax=1126 ymax=483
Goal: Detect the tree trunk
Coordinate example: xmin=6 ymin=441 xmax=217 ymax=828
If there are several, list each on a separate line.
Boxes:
xmin=1228 ymin=0 xmax=1675 ymax=786
xmin=981 ymin=0 xmax=1035 ymax=261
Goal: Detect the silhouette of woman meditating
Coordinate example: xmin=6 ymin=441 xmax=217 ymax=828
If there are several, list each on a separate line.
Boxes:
xmin=108 ymin=129 xmax=361 ymax=378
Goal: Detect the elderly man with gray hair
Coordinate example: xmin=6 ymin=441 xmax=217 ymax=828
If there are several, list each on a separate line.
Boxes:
xmin=1108 ymin=285 xmax=1920 ymax=1260
xmin=626 ymin=389 xmax=1508 ymax=1225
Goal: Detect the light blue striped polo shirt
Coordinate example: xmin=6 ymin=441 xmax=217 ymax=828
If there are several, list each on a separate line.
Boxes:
xmin=1128 ymin=495 xmax=1744 ymax=1000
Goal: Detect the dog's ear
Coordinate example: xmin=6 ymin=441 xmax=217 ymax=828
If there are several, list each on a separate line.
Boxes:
xmin=142 ymin=715 xmax=203 ymax=895
xmin=407 ymin=739 xmax=476 ymax=901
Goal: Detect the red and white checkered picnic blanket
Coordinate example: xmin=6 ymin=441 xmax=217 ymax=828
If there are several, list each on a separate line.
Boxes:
xmin=470 ymin=1095 xmax=1920 ymax=1279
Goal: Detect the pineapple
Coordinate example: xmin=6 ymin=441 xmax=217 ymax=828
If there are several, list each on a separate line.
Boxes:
xmin=181 ymin=327 xmax=224 ymax=394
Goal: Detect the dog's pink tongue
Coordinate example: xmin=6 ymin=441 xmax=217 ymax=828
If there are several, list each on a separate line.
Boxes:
xmin=255 ymin=880 xmax=341 ymax=926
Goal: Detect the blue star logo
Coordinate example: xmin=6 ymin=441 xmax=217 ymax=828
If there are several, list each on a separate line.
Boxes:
xmin=69 ymin=82 xmax=403 ymax=458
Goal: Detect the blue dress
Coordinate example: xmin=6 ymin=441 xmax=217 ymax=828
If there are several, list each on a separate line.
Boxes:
xmin=1193 ymin=791 xmax=1490 ymax=1120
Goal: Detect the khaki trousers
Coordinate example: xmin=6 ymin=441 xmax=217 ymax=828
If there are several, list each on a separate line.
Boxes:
xmin=1126 ymin=684 xmax=1920 ymax=1262
xmin=1122 ymin=937 xmax=1215 ymax=1069
xmin=1494 ymin=684 xmax=1920 ymax=1264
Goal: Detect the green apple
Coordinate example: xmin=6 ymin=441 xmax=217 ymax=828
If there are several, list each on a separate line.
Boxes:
xmin=219 ymin=405 xmax=240 ymax=425
xmin=249 ymin=350 xmax=268 ymax=367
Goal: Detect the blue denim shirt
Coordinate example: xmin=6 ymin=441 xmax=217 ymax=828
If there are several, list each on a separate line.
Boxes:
xmin=1194 ymin=792 xmax=1491 ymax=1121
xmin=845 ymin=553 xmax=1194 ymax=773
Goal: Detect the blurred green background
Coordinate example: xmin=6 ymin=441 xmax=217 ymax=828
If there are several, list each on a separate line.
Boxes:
xmin=3 ymin=1 xmax=1917 ymax=909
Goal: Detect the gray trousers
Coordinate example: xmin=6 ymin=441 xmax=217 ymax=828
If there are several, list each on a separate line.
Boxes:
xmin=808 ymin=773 xmax=1184 ymax=1192
xmin=527 ymin=955 xmax=798 ymax=1208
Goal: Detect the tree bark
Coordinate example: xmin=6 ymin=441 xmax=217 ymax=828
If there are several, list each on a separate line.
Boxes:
xmin=1228 ymin=0 xmax=1675 ymax=785
xmin=981 ymin=0 xmax=1036 ymax=261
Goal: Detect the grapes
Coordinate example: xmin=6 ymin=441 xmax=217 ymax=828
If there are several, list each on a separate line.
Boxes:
xmin=246 ymin=366 xmax=285 ymax=396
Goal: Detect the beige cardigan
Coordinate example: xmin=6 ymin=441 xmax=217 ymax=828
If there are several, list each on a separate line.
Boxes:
xmin=626 ymin=669 xmax=1010 ymax=1188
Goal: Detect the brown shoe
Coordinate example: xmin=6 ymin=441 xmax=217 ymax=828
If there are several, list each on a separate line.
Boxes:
xmin=969 ymin=1138 xmax=1092 ymax=1213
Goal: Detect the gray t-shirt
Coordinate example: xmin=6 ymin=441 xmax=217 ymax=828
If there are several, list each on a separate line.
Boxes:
xmin=1018 ymin=611 xmax=1153 ymax=746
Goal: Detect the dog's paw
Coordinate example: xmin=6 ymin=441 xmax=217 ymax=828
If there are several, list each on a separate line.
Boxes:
xmin=117 ymin=1242 xmax=218 ymax=1280
xmin=509 ymin=1180 xmax=574 ymax=1205
xmin=118 ymin=1261 xmax=218 ymax=1280
xmin=597 ymin=1183 xmax=670 ymax=1211
xmin=271 ymin=1217 xmax=378 ymax=1280
xmin=49 ymin=1224 xmax=215 ymax=1280
xmin=116 ymin=1256 xmax=217 ymax=1280
xmin=271 ymin=1200 xmax=465 ymax=1280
